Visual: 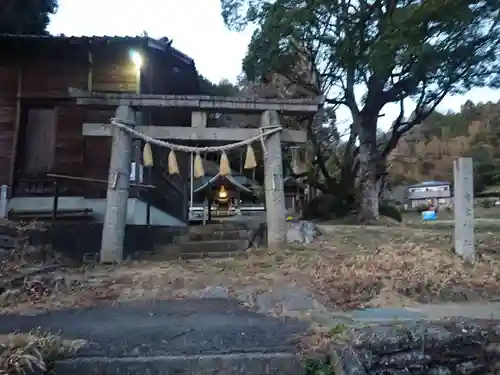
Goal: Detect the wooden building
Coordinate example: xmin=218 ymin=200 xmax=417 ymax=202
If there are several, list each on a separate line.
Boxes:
xmin=0 ymin=34 xmax=199 ymax=225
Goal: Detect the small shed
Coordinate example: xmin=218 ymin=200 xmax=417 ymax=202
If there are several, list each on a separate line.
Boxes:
xmin=194 ymin=173 xmax=252 ymax=196
xmin=191 ymin=159 xmax=257 ymax=203
xmin=407 ymin=180 xmax=452 ymax=208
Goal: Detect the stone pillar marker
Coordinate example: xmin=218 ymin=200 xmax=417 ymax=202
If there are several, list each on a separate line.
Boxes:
xmin=453 ymin=157 xmax=475 ymax=263
xmin=100 ymin=105 xmax=134 ymax=263
xmin=261 ymin=110 xmax=286 ymax=249
xmin=0 ymin=185 xmax=9 ymax=218
xmin=0 ymin=185 xmax=7 ymax=218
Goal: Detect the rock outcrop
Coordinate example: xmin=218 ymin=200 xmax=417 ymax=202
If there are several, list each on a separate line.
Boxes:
xmin=248 ymin=220 xmax=320 ymax=248
xmin=328 ymin=319 xmax=500 ymax=375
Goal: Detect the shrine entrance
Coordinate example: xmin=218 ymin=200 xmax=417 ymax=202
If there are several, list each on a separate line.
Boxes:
xmin=193 ymin=172 xmax=253 ymax=220
xmin=70 ymin=89 xmax=322 ymax=262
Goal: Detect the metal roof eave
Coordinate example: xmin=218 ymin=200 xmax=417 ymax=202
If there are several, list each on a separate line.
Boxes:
xmin=194 ymin=173 xmax=253 ymax=194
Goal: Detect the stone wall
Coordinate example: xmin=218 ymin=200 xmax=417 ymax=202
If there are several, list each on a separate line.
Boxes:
xmin=0 ymin=222 xmax=186 ymax=263
xmin=329 ymin=319 xmax=500 ymax=375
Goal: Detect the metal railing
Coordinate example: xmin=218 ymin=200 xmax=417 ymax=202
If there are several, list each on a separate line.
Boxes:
xmin=136 ymin=163 xmax=187 ymax=223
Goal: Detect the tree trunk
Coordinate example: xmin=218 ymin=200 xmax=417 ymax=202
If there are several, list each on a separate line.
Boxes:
xmin=358 ymin=121 xmax=380 ymax=222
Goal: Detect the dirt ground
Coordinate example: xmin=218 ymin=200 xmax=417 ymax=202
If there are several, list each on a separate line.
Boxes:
xmin=2 ymin=220 xmax=500 ymax=315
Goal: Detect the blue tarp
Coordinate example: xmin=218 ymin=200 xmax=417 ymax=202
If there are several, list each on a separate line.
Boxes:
xmin=422 ymin=210 xmax=437 ymax=221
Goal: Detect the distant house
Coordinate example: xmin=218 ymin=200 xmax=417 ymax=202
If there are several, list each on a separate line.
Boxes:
xmin=407 ymin=180 xmax=452 ymax=208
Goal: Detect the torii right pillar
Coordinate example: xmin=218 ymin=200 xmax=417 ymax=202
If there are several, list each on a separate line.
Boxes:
xmin=261 ymin=110 xmax=287 ymax=249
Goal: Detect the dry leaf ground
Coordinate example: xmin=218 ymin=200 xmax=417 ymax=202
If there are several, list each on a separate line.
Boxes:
xmin=2 ymin=223 xmax=500 ymax=315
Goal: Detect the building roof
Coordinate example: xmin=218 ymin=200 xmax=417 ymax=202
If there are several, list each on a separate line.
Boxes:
xmin=408 ymin=180 xmax=450 ymax=189
xmin=199 ymin=159 xmax=255 ymax=186
xmin=193 ymin=174 xmax=254 ymax=190
xmin=193 ymin=158 xmax=257 ymax=193
xmin=194 ymin=173 xmax=253 ymax=194
xmin=0 ymin=33 xmax=194 ymax=65
xmin=201 ymin=159 xmax=231 ymax=176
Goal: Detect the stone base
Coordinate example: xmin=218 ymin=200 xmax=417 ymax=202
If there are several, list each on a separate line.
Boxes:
xmin=247 ymin=220 xmax=320 ymax=248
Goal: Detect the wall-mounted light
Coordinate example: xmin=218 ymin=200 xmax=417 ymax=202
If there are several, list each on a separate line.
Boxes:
xmin=130 ymin=49 xmax=143 ymax=70
xmin=129 ymin=49 xmax=142 ymax=95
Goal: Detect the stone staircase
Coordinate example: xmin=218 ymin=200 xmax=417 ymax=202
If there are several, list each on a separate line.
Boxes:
xmin=152 ymin=222 xmax=253 ymax=260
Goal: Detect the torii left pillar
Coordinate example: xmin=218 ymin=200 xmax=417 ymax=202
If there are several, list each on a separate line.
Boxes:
xmin=261 ymin=110 xmax=287 ymax=249
xmin=100 ymin=105 xmax=134 ymax=263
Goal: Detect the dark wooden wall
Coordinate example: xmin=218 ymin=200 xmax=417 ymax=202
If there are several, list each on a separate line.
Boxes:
xmin=0 ymin=64 xmax=18 ymax=189
xmin=0 ymin=39 xmax=199 ymax=203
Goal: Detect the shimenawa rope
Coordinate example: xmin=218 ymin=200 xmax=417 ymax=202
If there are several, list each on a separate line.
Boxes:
xmin=109 ymin=117 xmax=281 ymax=176
xmin=110 ymin=118 xmax=281 ymax=154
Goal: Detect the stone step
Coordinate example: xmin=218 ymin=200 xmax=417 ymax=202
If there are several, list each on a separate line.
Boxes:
xmin=177 ymin=229 xmax=251 ymax=243
xmin=188 ymin=223 xmax=250 ymax=236
xmin=154 ymin=240 xmax=249 ymax=260
xmin=144 ymin=249 xmax=250 ymax=261
xmin=53 ymin=352 xmax=303 ymax=375
xmin=178 ymin=250 xmax=250 ymax=260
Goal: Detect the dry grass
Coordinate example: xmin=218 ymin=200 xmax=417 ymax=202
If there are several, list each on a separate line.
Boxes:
xmin=2 ymin=224 xmax=500 ymax=315
xmin=311 ymin=226 xmax=500 ymax=308
xmin=182 ymin=225 xmax=500 ymax=310
xmin=313 ymin=240 xmax=500 ymax=308
xmin=0 ymin=331 xmax=85 ymax=375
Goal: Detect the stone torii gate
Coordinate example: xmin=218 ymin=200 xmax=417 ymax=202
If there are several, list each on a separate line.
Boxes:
xmin=69 ymin=89 xmax=323 ymax=263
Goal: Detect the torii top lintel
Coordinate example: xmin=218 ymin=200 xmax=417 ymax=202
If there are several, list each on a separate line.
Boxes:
xmin=68 ymin=88 xmax=324 ymax=115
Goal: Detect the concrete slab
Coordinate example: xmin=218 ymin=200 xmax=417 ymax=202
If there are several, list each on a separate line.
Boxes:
xmin=0 ymin=298 xmax=308 ymax=374
xmin=346 ymin=308 xmax=427 ymax=324
xmin=2 ymin=282 xmax=500 ymax=374
xmin=407 ymin=302 xmax=500 ymax=320
xmin=0 ymin=299 xmax=307 ymax=357
xmin=54 ymin=352 xmax=303 ymax=375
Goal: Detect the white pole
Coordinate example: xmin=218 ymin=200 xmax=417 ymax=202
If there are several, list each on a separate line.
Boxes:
xmin=0 ymin=185 xmax=7 ymax=218
xmin=190 ymin=152 xmax=194 ymax=208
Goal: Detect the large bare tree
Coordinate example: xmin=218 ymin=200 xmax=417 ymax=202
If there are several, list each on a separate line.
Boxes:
xmin=220 ymin=0 xmax=500 ymax=220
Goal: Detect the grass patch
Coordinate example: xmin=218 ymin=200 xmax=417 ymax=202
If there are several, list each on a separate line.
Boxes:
xmin=0 ymin=331 xmax=86 ymax=375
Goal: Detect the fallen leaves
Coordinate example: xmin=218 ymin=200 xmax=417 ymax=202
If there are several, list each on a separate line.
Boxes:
xmin=310 ymin=227 xmax=500 ymax=309
xmin=2 ymin=224 xmax=500 ymax=315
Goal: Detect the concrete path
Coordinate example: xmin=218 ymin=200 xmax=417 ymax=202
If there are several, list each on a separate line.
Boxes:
xmin=0 ymin=299 xmax=308 ymax=357
xmin=0 ymin=298 xmax=306 ymax=375
xmin=341 ymin=302 xmax=500 ymax=324
xmin=407 ymin=302 xmax=500 ymax=320
xmin=317 ymin=218 xmax=500 ymax=233
xmin=1 ymin=284 xmax=500 ymax=374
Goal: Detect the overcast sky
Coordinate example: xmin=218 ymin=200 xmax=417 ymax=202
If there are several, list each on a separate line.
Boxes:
xmin=48 ymin=0 xmax=500 ymax=129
